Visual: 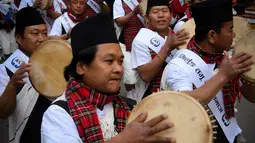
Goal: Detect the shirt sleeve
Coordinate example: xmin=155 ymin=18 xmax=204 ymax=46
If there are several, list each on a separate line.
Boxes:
xmin=131 ymin=40 xmax=152 ymax=70
xmin=41 ymin=105 xmax=82 ymax=143
xmin=113 ymin=0 xmax=125 ymax=20
xmin=49 ymin=18 xmax=62 ymax=36
xmin=165 ymin=63 xmax=193 ymax=91
xmin=0 ymin=65 xmax=10 ymax=96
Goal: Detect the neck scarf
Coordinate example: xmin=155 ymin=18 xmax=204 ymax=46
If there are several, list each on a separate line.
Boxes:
xmin=65 ymin=78 xmax=130 ymax=143
xmin=188 ymin=37 xmax=241 ymax=119
xmin=67 ymin=12 xmax=83 ymax=23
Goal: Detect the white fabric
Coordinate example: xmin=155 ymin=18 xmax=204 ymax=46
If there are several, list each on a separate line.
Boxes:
xmin=41 ymin=94 xmax=118 ymax=143
xmin=0 ymin=64 xmax=39 ymax=143
xmin=87 ymin=0 xmax=101 ymax=13
xmin=49 ymin=12 xmax=76 ymax=36
xmin=120 ymin=43 xmax=138 ymax=84
xmin=0 ymin=28 xmax=18 ymax=55
xmin=173 ymin=15 xmax=188 ymax=33
xmin=161 ymin=54 xmax=216 ymax=91
xmin=113 ymin=0 xmax=125 ymax=20
xmin=53 ymin=0 xmax=67 ymax=14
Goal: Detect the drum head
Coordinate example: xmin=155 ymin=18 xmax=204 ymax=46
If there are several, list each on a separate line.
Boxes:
xmin=178 ymin=18 xmax=195 ymax=49
xmin=232 ymin=17 xmax=251 ymax=46
xmin=178 ymin=16 xmax=251 ymax=49
xmin=128 ymin=91 xmax=213 ymax=143
xmin=233 ymin=30 xmax=255 ymax=83
xmin=29 ymin=39 xmax=72 ymax=98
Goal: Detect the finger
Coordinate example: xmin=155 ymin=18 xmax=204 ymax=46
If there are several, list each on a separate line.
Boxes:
xmin=232 ymin=52 xmax=248 ymax=60
xmin=145 ymin=114 xmax=168 ymax=127
xmin=176 ymin=35 xmax=190 ymax=41
xmin=17 ymin=65 xmax=32 ymax=74
xmin=234 ymin=54 xmax=252 ymax=64
xmin=133 ymin=112 xmax=148 ymax=123
xmin=149 ymin=121 xmax=174 ymax=135
xmin=147 ymin=136 xmax=176 ymax=143
xmin=236 ymin=59 xmax=254 ymax=69
xmin=16 ymin=80 xmax=26 ymax=85
xmin=173 ymin=41 xmax=187 ymax=47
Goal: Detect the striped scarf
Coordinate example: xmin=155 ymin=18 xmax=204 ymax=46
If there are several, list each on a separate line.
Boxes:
xmin=65 ymin=78 xmax=130 ymax=143
xmin=187 ymin=37 xmax=241 ymax=119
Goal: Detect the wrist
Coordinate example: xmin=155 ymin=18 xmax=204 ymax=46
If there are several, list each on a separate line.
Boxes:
xmin=215 ymin=71 xmax=229 ymax=85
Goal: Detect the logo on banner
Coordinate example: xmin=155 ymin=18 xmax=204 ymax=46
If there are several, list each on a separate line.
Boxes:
xmin=150 ymin=37 xmax=160 ymax=47
xmin=222 ymin=114 xmax=230 ymax=126
xmin=11 ymin=57 xmax=22 ymax=68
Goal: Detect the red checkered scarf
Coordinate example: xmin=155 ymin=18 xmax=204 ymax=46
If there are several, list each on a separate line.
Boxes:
xmin=187 ymin=37 xmax=241 ymax=119
xmin=122 ymin=0 xmax=144 ymax=51
xmin=85 ymin=0 xmax=100 ymax=17
xmin=65 ymin=79 xmax=130 ymax=142
xmin=67 ymin=12 xmax=84 ymax=23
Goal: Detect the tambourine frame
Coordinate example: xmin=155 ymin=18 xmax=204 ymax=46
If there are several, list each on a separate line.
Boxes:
xmin=127 ymin=91 xmax=213 ymax=143
xmin=28 ymin=39 xmax=72 ymax=98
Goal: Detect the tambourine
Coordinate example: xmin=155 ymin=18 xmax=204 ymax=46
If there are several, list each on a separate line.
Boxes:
xmin=29 ymin=39 xmax=72 ymax=98
xmin=178 ymin=16 xmax=251 ymax=49
xmin=127 ymin=91 xmax=216 ymax=143
xmin=233 ymin=30 xmax=255 ymax=85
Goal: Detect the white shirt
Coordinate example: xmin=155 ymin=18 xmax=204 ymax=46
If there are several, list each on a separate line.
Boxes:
xmin=164 ymin=61 xmax=216 ymax=91
xmin=41 ymin=95 xmax=118 ymax=143
xmin=113 ymin=0 xmax=125 ymax=20
xmin=0 ymin=28 xmax=18 ymax=55
xmin=50 ymin=12 xmax=77 ymax=36
xmin=0 ymin=64 xmax=11 ymax=95
xmin=131 ymin=40 xmax=152 ymax=70
xmin=53 ymin=0 xmax=67 ymax=14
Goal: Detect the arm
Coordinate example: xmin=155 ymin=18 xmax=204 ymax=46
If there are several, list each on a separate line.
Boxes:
xmin=137 ymin=44 xmax=171 ymax=83
xmin=0 ymin=63 xmax=31 ymax=119
xmin=41 ymin=105 xmax=83 ymax=143
xmin=241 ymin=81 xmax=255 ymax=103
xmin=0 ymin=83 xmax=17 ymax=119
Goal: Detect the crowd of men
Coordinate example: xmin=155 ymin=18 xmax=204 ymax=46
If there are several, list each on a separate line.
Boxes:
xmin=0 ymin=0 xmax=255 ymax=143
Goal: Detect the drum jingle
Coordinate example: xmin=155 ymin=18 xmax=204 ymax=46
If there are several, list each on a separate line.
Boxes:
xmin=29 ymin=39 xmax=72 ymax=98
xmin=127 ymin=91 xmax=216 ymax=143
xmin=233 ymin=30 xmax=255 ymax=85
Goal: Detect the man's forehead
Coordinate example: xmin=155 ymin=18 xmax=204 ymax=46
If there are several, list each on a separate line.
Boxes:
xmin=25 ymin=24 xmax=47 ymax=31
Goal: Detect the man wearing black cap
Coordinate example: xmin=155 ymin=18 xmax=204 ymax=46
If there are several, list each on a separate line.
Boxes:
xmin=41 ymin=13 xmax=176 ymax=143
xmin=163 ymin=0 xmax=255 ymax=142
xmin=0 ymin=7 xmax=51 ymax=143
xmin=130 ymin=0 xmax=189 ymax=101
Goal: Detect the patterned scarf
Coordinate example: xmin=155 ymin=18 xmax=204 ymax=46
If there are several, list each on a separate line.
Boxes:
xmin=122 ymin=0 xmax=144 ymax=51
xmin=67 ymin=12 xmax=83 ymax=23
xmin=187 ymin=37 xmax=241 ymax=119
xmin=65 ymin=78 xmax=130 ymax=143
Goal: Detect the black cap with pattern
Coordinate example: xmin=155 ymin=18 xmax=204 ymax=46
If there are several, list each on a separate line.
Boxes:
xmin=71 ymin=13 xmax=118 ymax=56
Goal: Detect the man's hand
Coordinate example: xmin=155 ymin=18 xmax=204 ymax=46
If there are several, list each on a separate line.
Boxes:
xmin=9 ymin=63 xmax=32 ymax=88
xmin=120 ymin=112 xmax=175 ymax=143
xmin=165 ymin=29 xmax=190 ymax=51
xmin=218 ymin=51 xmax=254 ymax=81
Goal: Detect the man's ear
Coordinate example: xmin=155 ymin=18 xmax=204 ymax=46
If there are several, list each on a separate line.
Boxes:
xmin=15 ymin=33 xmax=22 ymax=45
xmin=207 ymin=30 xmax=217 ymax=44
xmin=76 ymin=62 xmax=87 ymax=75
